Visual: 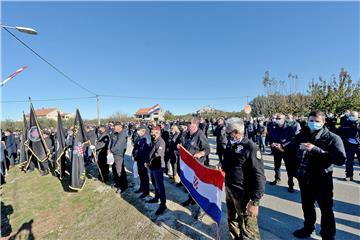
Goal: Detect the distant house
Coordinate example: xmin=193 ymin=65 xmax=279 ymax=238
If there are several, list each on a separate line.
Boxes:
xmin=196 ymin=105 xmax=219 ymax=115
xmin=27 ymin=108 xmax=73 ymax=120
xmin=135 ymin=104 xmax=165 ymax=121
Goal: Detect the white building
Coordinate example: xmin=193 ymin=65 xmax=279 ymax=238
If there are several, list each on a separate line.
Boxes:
xmin=135 ymin=104 xmax=165 ymax=121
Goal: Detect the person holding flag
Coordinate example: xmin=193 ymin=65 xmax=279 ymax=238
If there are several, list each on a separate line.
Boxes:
xmin=54 ymin=111 xmax=67 ymax=179
xmin=219 ymin=117 xmax=266 ymax=240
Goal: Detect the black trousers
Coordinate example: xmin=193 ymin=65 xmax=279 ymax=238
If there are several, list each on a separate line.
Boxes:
xmin=112 ymin=153 xmax=128 ymax=190
xmin=217 ymin=145 xmax=226 ymax=163
xmin=299 ymin=174 xmax=336 ymax=239
xmin=97 ymin=154 xmax=109 ymax=182
xmin=137 ymin=161 xmax=149 ymax=195
xmin=273 ymin=150 xmax=294 ymax=187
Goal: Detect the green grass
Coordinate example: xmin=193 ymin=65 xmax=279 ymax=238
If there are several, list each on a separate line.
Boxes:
xmin=1 ymin=168 xmax=179 ymax=240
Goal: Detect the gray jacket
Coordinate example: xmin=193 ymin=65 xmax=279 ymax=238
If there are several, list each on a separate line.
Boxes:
xmin=110 ymin=130 xmax=127 ymax=156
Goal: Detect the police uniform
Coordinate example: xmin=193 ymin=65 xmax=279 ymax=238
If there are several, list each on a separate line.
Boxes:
xmin=222 ymin=137 xmax=266 ymax=240
xmin=285 ymin=126 xmax=346 ymax=239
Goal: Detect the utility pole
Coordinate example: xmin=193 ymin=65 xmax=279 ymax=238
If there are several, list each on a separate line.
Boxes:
xmin=96 ymin=95 xmax=100 ymax=125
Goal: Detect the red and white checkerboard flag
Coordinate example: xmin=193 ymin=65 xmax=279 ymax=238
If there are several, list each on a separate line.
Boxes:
xmin=1 ymin=66 xmax=28 ymax=86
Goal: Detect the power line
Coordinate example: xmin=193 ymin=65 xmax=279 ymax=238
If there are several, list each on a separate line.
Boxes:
xmin=3 ymin=27 xmax=98 ymax=96
xmin=1 ymin=96 xmax=96 ymax=103
xmin=99 ymin=94 xmax=251 ymax=101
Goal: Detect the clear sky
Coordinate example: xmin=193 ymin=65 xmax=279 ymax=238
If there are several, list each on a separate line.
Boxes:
xmin=1 ymin=1 xmax=359 ymax=120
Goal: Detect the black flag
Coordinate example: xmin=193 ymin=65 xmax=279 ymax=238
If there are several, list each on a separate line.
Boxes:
xmin=55 ymin=111 xmax=67 ymax=179
xmin=24 ymin=103 xmax=50 ymax=164
xmin=69 ymin=109 xmax=87 ymax=191
xmin=19 ymin=112 xmax=29 ymax=164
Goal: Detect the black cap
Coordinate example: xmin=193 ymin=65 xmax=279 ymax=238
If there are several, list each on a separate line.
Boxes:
xmin=137 ymin=125 xmax=147 ymax=130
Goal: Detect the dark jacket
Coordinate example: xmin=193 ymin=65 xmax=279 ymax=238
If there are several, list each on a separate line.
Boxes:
xmin=110 ymin=130 xmax=127 ymax=156
xmin=269 ymin=123 xmax=296 ymax=147
xmin=132 ymin=136 xmax=150 ymax=163
xmin=284 ymin=127 xmax=346 ymax=181
xmin=86 ymin=130 xmax=97 ymax=146
xmin=5 ymin=133 xmax=16 ymax=154
xmin=96 ymin=132 xmax=110 ymax=158
xmin=338 ymin=121 xmax=360 ymax=146
xmin=213 ymin=124 xmax=228 ymax=149
xmin=222 ymin=137 xmax=266 ymax=202
xmin=168 ymin=132 xmax=182 ymax=160
xmin=184 ymin=129 xmax=210 ymax=164
xmin=148 ymin=137 xmax=166 ymax=169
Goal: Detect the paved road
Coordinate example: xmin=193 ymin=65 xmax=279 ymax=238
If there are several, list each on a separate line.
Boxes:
xmin=123 ymin=136 xmax=360 ymax=240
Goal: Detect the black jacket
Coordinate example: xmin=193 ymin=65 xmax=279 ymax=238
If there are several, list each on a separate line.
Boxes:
xmin=222 ymin=137 xmax=266 ymax=202
xmin=183 ymin=129 xmax=210 ymax=164
xmin=132 ymin=136 xmax=150 ymax=163
xmin=213 ymin=124 xmax=228 ymax=149
xmin=110 ymin=130 xmax=127 ymax=156
xmin=168 ymin=133 xmax=182 ymax=160
xmin=269 ymin=123 xmax=296 ymax=147
xmin=96 ymin=133 xmax=110 ymax=158
xmin=148 ymin=137 xmax=166 ymax=169
xmin=338 ymin=121 xmax=360 ymax=146
xmin=284 ymin=127 xmax=346 ymax=181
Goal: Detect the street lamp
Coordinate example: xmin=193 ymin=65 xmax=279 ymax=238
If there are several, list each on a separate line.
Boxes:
xmin=1 ymin=24 xmax=38 ymax=35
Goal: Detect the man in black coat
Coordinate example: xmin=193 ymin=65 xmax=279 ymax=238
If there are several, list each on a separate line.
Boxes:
xmin=109 ymin=122 xmax=128 ymax=193
xmin=276 ymin=111 xmax=346 ymax=240
xmin=145 ymin=125 xmax=167 ymax=215
xmin=213 ymin=117 xmax=228 ymax=163
xmin=96 ymin=125 xmax=110 ymax=182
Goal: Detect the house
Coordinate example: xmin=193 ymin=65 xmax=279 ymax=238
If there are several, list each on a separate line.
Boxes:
xmin=135 ymin=104 xmax=165 ymax=121
xmin=27 ymin=108 xmax=73 ymax=120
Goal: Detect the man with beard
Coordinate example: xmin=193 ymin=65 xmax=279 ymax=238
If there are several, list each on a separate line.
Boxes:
xmin=96 ymin=125 xmax=110 ymax=182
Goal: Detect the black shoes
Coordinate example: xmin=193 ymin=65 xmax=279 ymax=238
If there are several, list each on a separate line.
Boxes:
xmin=288 ymin=186 xmax=295 ymax=193
xmin=181 ymin=198 xmax=196 ymax=207
xmin=293 ymin=227 xmax=315 ymax=238
xmin=139 ymin=193 xmax=149 ymax=199
xmin=270 ymin=179 xmax=281 ymax=185
xmin=176 ymin=182 xmax=182 ymax=187
xmin=155 ymin=205 xmax=167 ymax=215
xmin=146 ymin=198 xmax=159 ymax=204
xmin=194 ymin=209 xmax=205 ymax=221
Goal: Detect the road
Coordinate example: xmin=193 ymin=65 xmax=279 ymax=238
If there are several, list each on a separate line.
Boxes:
xmin=122 ymin=136 xmax=360 ymax=240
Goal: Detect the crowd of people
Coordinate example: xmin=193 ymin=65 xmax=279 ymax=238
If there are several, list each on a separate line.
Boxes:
xmin=0 ymin=110 xmax=359 ymax=240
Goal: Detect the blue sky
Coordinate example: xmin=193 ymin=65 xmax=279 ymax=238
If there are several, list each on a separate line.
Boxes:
xmin=1 ymin=1 xmax=359 ymax=120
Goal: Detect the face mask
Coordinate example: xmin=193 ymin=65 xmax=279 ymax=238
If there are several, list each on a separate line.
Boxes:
xmin=308 ymin=122 xmax=323 ymax=131
xmin=349 ymin=116 xmax=358 ymax=122
xmin=275 ymin=119 xmax=281 ymax=125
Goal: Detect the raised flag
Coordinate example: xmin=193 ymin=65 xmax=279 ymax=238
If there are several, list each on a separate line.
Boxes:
xmin=0 ymin=66 xmax=27 ymax=86
xmin=148 ymin=104 xmax=160 ymax=114
xmin=55 ymin=111 xmax=67 ymax=179
xmin=24 ymin=102 xmax=50 ymax=164
xmin=178 ymin=145 xmax=225 ymax=226
xmin=69 ymin=109 xmax=87 ymax=190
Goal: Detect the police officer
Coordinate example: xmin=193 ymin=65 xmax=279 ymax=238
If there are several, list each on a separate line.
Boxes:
xmin=132 ymin=125 xmax=151 ymax=198
xmin=269 ymin=113 xmax=296 ymax=192
xmin=339 ymin=111 xmax=360 ymax=181
xmin=213 ymin=117 xmax=228 ymax=163
xmin=276 ymin=111 xmax=346 ymax=240
xmin=220 ymin=117 xmax=266 ymax=240
xmin=96 ymin=125 xmax=110 ymax=182
xmin=109 ymin=122 xmax=128 ymax=193
xmin=145 ymin=125 xmax=167 ymax=215
xmin=181 ymin=117 xmax=210 ymax=220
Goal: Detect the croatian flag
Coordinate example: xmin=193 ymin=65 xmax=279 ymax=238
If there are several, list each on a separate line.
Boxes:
xmin=148 ymin=104 xmax=160 ymax=114
xmin=178 ymin=145 xmax=225 ymax=225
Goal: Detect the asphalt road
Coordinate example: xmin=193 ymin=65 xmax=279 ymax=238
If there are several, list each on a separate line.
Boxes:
xmin=123 ymin=136 xmax=360 ymax=240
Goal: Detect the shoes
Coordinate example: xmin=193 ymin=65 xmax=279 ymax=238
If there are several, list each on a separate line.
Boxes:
xmin=139 ymin=193 xmax=149 ymax=199
xmin=146 ymin=198 xmax=159 ymax=204
xmin=343 ymin=177 xmax=354 ymax=181
xmin=134 ymin=189 xmax=143 ymax=194
xmin=120 ymin=187 xmax=128 ymax=194
xmin=194 ymin=210 xmax=205 ymax=221
xmin=270 ymin=179 xmax=281 ymax=185
xmin=176 ymin=182 xmax=182 ymax=187
xmin=181 ymin=198 xmax=196 ymax=207
xmin=293 ymin=227 xmax=315 ymax=238
xmin=155 ymin=205 xmax=167 ymax=215
xmin=288 ymin=186 xmax=295 ymax=193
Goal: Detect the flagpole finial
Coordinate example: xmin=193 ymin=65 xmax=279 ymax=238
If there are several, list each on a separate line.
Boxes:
xmin=28 ymin=96 xmax=32 ymax=102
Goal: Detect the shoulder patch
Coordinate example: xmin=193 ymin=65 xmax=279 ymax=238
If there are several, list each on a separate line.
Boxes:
xmin=256 ymin=150 xmax=262 ymax=160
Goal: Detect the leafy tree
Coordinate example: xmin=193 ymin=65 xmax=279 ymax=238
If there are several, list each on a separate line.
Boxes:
xmin=164 ymin=110 xmax=175 ymax=121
